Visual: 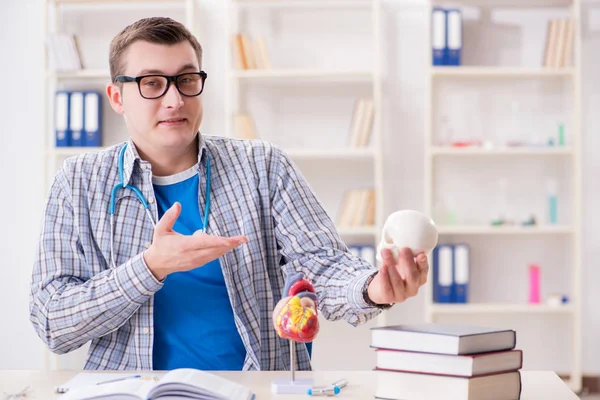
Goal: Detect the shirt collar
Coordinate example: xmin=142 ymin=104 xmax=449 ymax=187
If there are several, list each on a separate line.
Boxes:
xmin=121 ymin=133 xmax=207 ymax=187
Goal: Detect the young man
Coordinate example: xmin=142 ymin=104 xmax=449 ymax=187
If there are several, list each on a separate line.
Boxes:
xmin=30 ymin=17 xmax=429 ymax=371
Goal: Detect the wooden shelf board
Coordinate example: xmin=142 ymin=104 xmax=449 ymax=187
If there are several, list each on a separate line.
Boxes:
xmin=437 ymin=225 xmax=574 ymax=235
xmin=430 ymin=303 xmax=574 ymax=314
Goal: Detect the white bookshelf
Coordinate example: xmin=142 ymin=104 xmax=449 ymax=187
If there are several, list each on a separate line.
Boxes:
xmin=431 ymin=146 xmax=575 ymax=156
xmin=231 ymin=69 xmax=373 ymax=80
xmin=225 ymin=0 xmax=384 ymax=371
xmin=424 ymin=0 xmax=582 ymax=392
xmin=431 ymin=66 xmax=575 ymax=78
xmin=232 ymin=0 xmax=373 ymax=9
xmin=430 ymin=303 xmax=575 ymax=314
xmin=436 ymin=225 xmax=575 ymax=235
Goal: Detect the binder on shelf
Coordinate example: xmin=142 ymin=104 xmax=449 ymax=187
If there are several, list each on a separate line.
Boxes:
xmin=446 ymin=9 xmax=462 ymax=66
xmin=348 ymin=245 xmax=361 ymax=258
xmin=432 ymin=244 xmax=453 ymax=303
xmin=361 ymin=245 xmax=376 ymax=267
xmin=69 ymin=91 xmax=85 ymax=147
xmin=453 ymin=243 xmax=469 ymax=303
xmin=55 ymin=91 xmax=71 ymax=147
xmin=431 ymin=8 xmax=446 ymax=66
xmin=347 ymin=245 xmax=376 ymax=267
xmin=83 ymin=91 xmax=102 ymax=147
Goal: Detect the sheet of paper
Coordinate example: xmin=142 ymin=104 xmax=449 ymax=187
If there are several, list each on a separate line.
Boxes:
xmin=55 ymin=372 xmax=164 ymax=394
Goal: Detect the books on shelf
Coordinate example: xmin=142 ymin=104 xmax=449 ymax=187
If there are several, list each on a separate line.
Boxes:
xmin=232 ymin=33 xmax=271 ymax=70
xmin=47 ymin=33 xmax=83 ymax=72
xmin=371 ymin=323 xmax=522 ymax=400
xmin=370 ymin=323 xmax=516 ymax=355
xmin=58 ymin=368 xmax=255 ymax=400
xmin=233 ymin=113 xmax=258 ymax=139
xmin=348 ymin=98 xmax=374 ymax=148
xmin=336 ymin=189 xmax=375 ymax=228
xmin=543 ymin=19 xmax=574 ymax=68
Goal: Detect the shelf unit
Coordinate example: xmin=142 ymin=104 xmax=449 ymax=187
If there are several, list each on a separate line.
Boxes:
xmin=225 ymin=0 xmax=384 ymax=370
xmin=225 ymin=0 xmax=384 ymax=243
xmin=423 ymin=0 xmax=582 ymax=392
xmin=430 ymin=303 xmax=575 ymax=314
xmin=42 ymin=0 xmax=196 ymax=371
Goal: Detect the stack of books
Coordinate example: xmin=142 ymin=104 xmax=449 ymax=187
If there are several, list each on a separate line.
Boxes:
xmin=370 ymin=323 xmax=523 ymax=400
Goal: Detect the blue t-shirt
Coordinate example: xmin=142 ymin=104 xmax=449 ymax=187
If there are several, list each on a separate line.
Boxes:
xmin=151 ymin=167 xmax=246 ymax=370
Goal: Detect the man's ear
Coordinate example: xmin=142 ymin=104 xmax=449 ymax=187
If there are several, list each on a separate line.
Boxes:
xmin=106 ymin=83 xmax=124 ymax=114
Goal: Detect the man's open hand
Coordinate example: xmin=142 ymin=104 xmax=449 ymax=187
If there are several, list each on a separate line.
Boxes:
xmin=143 ymin=202 xmax=247 ymax=280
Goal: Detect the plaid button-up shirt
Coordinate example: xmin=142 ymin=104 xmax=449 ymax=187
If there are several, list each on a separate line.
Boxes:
xmin=29 ymin=135 xmax=381 ymax=371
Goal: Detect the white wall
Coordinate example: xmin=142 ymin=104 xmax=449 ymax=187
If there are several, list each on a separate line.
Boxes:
xmin=1 ymin=0 xmax=599 ymax=374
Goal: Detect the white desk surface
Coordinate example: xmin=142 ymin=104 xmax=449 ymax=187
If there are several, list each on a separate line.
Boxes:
xmin=0 ymin=370 xmax=579 ymax=399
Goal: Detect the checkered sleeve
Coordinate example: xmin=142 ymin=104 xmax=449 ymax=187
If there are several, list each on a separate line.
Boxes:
xmin=269 ymin=147 xmax=382 ymax=327
xmin=29 ymin=165 xmax=162 ymax=354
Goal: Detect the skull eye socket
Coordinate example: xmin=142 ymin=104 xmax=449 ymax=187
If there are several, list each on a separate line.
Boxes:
xmin=384 ymin=233 xmax=394 ymax=244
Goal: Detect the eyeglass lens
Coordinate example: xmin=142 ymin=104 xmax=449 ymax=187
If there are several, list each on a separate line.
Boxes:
xmin=140 ymin=74 xmax=204 ymax=99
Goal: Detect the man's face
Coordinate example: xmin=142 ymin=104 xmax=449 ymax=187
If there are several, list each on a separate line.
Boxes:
xmin=108 ymin=40 xmax=203 ymax=152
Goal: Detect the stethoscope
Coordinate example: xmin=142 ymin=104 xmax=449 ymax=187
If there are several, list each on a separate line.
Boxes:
xmin=108 ymin=142 xmax=211 ymax=269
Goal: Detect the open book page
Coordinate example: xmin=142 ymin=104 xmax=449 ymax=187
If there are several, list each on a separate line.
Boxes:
xmin=59 ymin=378 xmax=156 ymax=400
xmin=56 ymin=373 xmax=163 ymax=395
xmin=149 ymin=369 xmax=253 ymax=400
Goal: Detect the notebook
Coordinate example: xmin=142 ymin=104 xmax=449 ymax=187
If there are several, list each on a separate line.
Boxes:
xmin=371 ymin=323 xmax=516 ymax=355
xmin=58 ymin=368 xmax=255 ymax=400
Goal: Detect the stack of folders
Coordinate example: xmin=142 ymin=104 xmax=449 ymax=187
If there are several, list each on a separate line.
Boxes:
xmin=55 ymin=91 xmax=102 ymax=147
xmin=348 ymin=245 xmax=376 ymax=267
xmin=370 ymin=324 xmax=523 ymax=400
xmin=433 ymin=243 xmax=470 ymax=303
xmin=431 ymin=8 xmax=462 ymax=66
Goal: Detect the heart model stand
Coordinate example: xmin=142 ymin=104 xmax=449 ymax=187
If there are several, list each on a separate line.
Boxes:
xmin=271 ymin=273 xmax=320 ymax=394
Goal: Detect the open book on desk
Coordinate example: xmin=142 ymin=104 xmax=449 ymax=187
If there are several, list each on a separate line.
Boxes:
xmin=59 ymin=368 xmax=255 ymax=400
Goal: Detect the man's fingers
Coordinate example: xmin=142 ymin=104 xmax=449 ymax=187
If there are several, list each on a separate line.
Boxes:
xmin=384 ymin=251 xmax=405 ymax=300
xmin=416 ymin=253 xmax=429 ymax=286
xmin=397 ymin=248 xmax=420 ymax=297
xmin=185 ymin=233 xmax=248 ymax=251
xmin=155 ymin=202 xmax=181 ymax=234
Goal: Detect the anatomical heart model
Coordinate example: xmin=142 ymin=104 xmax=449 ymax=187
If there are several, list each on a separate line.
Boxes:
xmin=271 ymin=272 xmax=320 ymax=394
xmin=273 ymin=272 xmax=319 ymax=342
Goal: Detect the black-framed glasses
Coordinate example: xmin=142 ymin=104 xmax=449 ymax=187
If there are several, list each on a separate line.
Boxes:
xmin=114 ymin=71 xmax=208 ymax=99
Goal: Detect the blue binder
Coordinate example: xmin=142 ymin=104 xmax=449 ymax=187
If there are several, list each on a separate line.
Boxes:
xmin=55 ymin=91 xmax=71 ymax=147
xmin=432 ymin=8 xmax=446 ymax=66
xmin=83 ymin=91 xmax=102 ymax=147
xmin=69 ymin=91 xmax=85 ymax=147
xmin=453 ymin=244 xmax=469 ymax=303
xmin=432 ymin=244 xmax=454 ymax=303
xmin=446 ymin=9 xmax=462 ymax=66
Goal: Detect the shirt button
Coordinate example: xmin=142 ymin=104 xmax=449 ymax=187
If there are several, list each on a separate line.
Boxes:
xmin=148 ymin=197 xmax=155 ymax=204
xmin=142 ymin=327 xmax=150 ymax=334
xmin=144 ymin=242 xmax=151 ymax=249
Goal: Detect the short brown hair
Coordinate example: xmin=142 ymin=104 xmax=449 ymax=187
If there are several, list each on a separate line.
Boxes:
xmin=109 ymin=17 xmax=203 ymax=82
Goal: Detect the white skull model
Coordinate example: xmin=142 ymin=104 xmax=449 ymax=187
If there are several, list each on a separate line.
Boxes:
xmin=376 ymin=210 xmax=439 ymax=263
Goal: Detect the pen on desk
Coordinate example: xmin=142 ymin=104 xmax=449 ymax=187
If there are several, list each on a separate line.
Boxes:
xmin=96 ymin=375 xmax=142 ymax=385
xmin=307 ymin=386 xmax=340 ymax=396
xmin=331 ymin=379 xmax=348 ymax=390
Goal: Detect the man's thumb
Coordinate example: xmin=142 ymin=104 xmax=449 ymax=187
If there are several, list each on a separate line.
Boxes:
xmin=155 ymin=202 xmax=181 ymax=233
